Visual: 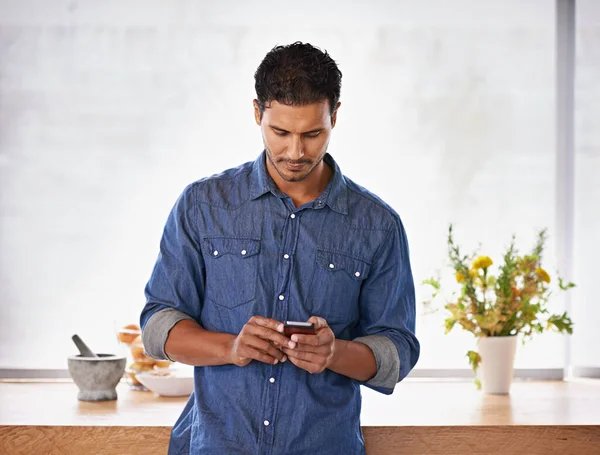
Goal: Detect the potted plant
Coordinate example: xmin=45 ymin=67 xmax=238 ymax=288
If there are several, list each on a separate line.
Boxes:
xmin=422 ymin=225 xmax=575 ymax=394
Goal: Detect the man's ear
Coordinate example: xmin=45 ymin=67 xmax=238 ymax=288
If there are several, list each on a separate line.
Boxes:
xmin=253 ymin=100 xmax=262 ymax=126
xmin=331 ymin=102 xmax=341 ymax=128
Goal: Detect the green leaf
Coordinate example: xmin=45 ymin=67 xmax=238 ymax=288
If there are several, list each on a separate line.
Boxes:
xmin=547 ymin=312 xmax=574 ymax=334
xmin=444 ymin=318 xmax=457 ymax=334
xmin=421 ymin=278 xmax=441 ymax=290
xmin=466 ymin=350 xmax=482 ymax=373
xmin=558 ymin=277 xmax=576 ymax=291
xmin=531 ymin=229 xmax=547 ymax=260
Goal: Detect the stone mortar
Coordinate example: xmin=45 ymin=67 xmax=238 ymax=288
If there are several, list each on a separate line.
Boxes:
xmin=67 ymin=353 xmax=126 ymax=401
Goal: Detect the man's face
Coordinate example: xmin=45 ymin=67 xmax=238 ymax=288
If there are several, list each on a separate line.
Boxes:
xmin=254 ymin=99 xmax=339 ymax=183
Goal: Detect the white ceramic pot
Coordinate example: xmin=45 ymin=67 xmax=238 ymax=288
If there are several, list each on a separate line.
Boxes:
xmin=477 ymin=335 xmax=518 ymax=394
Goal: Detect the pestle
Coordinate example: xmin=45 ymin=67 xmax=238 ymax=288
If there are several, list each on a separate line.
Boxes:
xmin=71 ymin=334 xmax=99 ymax=358
xmin=68 ymin=335 xmax=126 ymax=402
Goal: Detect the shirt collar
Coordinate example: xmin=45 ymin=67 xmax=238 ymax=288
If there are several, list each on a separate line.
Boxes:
xmin=249 ymin=151 xmax=348 ymax=215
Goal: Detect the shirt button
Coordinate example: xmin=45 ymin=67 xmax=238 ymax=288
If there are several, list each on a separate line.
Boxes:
xmin=283 ymin=254 xmax=290 ymax=259
xmin=269 ymin=377 xmax=275 ymax=383
xmin=290 ymin=214 xmax=296 ymax=219
xmin=278 ymin=295 xmax=285 ymax=301
xmin=329 ymin=263 xmax=335 ymax=269
xmin=213 ymin=250 xmax=219 ymax=256
xmin=355 ymin=271 xmax=361 ymax=277
xmin=264 ymin=420 xmax=270 ymax=426
xmin=241 ymin=250 xmax=247 ymax=256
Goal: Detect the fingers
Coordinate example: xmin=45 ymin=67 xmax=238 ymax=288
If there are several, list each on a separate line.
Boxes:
xmin=290 ymin=333 xmax=321 ymax=346
xmin=241 ymin=345 xmax=284 ymax=365
xmin=307 ymin=316 xmax=328 ymax=330
xmin=244 ymin=336 xmax=287 ymax=362
xmin=232 ymin=316 xmax=295 ymax=367
xmin=250 ymin=325 xmax=296 ymax=349
xmin=280 ymin=318 xmax=334 ymax=374
xmin=284 ymin=355 xmax=326 ymax=375
xmin=282 ymin=346 xmax=330 ymax=374
xmin=251 ymin=316 xmax=284 ymax=333
xmin=284 ymin=341 xmax=329 ymax=355
xmin=289 ymin=316 xmax=330 ymax=345
xmin=290 ymin=329 xmax=334 ymax=347
xmin=282 ymin=347 xmax=318 ymax=362
xmin=248 ymin=316 xmax=296 ymax=349
xmin=281 ymin=346 xmax=329 ymax=364
xmin=235 ymin=316 xmax=331 ymax=369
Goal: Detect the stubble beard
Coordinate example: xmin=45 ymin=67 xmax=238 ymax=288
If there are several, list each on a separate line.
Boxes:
xmin=264 ymin=145 xmax=326 ymax=183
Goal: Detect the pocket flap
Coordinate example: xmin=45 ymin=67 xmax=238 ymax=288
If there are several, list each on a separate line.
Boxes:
xmin=315 ymin=249 xmax=371 ymax=281
xmin=203 ymin=237 xmax=261 ymax=259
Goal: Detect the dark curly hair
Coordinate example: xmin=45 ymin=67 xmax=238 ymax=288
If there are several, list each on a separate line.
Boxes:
xmin=254 ymin=42 xmax=342 ymax=118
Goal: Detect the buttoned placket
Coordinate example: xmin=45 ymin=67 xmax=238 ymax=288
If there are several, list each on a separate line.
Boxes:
xmin=259 ymin=202 xmax=301 ymax=453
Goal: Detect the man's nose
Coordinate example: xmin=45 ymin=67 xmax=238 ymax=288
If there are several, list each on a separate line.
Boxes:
xmin=288 ymin=135 xmax=304 ymax=160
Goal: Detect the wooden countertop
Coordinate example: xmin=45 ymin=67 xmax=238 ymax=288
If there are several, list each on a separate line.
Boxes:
xmin=1 ymin=379 xmax=600 ymax=454
xmin=2 ymin=378 xmax=600 ymax=426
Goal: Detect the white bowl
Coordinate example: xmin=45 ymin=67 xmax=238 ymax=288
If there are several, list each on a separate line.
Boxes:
xmin=135 ymin=369 xmax=194 ymax=397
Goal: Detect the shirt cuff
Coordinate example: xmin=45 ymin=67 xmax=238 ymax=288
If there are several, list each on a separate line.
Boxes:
xmin=353 ymin=334 xmax=400 ymax=389
xmin=142 ymin=308 xmax=195 ymax=361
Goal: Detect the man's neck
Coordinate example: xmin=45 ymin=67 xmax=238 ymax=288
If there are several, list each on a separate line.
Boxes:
xmin=268 ymin=160 xmax=333 ymax=208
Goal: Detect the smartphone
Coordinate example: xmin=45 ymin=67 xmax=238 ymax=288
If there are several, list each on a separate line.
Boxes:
xmin=283 ymin=321 xmax=316 ymax=337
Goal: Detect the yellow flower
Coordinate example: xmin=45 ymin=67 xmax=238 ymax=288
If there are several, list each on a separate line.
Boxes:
xmin=469 ymin=269 xmax=478 ymax=278
xmin=472 ymin=256 xmax=493 ymax=270
xmin=536 ymin=268 xmax=551 ymax=283
xmin=456 ymin=272 xmax=466 ymax=283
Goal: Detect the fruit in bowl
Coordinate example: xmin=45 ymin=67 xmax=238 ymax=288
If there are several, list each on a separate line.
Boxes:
xmin=117 ymin=324 xmax=141 ymax=344
xmin=153 ymin=360 xmax=172 ymax=369
xmin=117 ymin=324 xmax=173 ymax=390
xmin=125 ymin=361 xmax=155 ymax=387
xmin=130 ymin=335 xmax=149 ymax=362
xmin=135 ymin=368 xmax=194 ymax=397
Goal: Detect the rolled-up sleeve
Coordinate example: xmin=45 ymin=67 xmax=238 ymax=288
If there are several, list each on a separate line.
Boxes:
xmin=142 ymin=308 xmax=195 ymax=360
xmin=140 ymin=183 xmax=206 ymax=358
xmin=353 ymin=214 xmax=420 ymax=394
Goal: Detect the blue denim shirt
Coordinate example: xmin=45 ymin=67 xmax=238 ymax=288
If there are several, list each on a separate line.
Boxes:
xmin=140 ymin=152 xmax=419 ymax=455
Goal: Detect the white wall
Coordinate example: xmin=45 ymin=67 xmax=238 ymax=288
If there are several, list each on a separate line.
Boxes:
xmin=0 ymin=0 xmax=589 ymax=371
xmin=572 ymin=0 xmax=600 ymax=371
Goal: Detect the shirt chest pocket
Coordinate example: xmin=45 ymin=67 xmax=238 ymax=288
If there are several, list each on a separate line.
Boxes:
xmin=308 ymin=249 xmax=371 ymax=325
xmin=203 ymin=237 xmax=261 ymax=308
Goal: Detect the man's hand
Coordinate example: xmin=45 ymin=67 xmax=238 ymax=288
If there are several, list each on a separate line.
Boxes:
xmin=228 ymin=316 xmax=296 ymax=367
xmin=281 ymin=316 xmax=335 ymax=374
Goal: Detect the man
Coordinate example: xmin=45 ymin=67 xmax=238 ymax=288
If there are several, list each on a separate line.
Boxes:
xmin=140 ymin=41 xmax=419 ymax=455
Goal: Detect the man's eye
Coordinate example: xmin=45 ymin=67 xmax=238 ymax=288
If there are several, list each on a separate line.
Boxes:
xmin=274 ymin=131 xmax=288 ymax=136
xmin=305 ymin=132 xmax=321 ymax=138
